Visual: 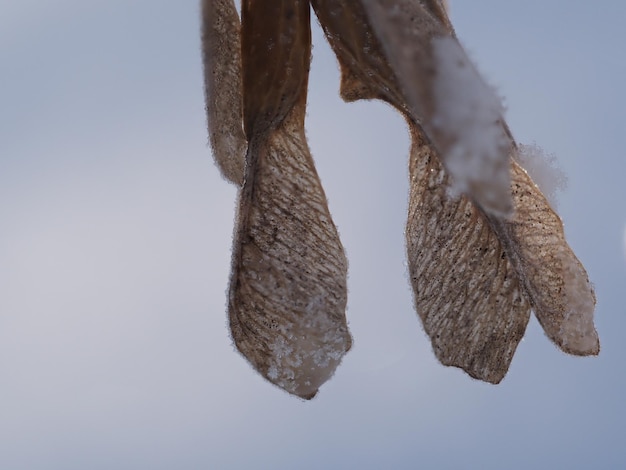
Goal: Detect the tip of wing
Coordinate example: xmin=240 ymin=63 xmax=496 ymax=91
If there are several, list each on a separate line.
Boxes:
xmin=552 ymin=262 xmax=600 ymax=356
xmin=558 ymin=329 xmax=600 ymax=356
xmin=527 ymin=227 xmax=600 ymax=357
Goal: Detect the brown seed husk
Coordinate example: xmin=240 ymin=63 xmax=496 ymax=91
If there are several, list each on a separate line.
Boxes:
xmin=313 ymin=0 xmax=598 ymax=381
xmin=406 ymin=126 xmax=530 ymax=383
xmin=230 ymin=0 xmax=351 ymax=399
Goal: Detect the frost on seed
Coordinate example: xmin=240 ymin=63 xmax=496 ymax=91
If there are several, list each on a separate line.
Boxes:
xmin=515 ymin=143 xmax=567 ymax=209
xmin=431 ymin=36 xmax=512 ymax=217
xmin=265 ymin=314 xmax=351 ymax=399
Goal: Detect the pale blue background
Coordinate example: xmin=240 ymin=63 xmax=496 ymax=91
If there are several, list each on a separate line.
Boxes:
xmin=1 ymin=1 xmax=625 ymax=469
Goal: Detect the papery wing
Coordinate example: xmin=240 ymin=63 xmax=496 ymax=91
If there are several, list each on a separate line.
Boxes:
xmin=313 ymin=0 xmax=598 ymax=380
xmin=406 ymin=125 xmax=531 ymax=383
xmin=490 ymin=161 xmax=599 ymax=355
xmin=230 ymin=101 xmax=351 ymax=399
xmin=201 ymin=0 xmax=246 ymax=185
xmin=229 ymin=0 xmax=351 ymax=399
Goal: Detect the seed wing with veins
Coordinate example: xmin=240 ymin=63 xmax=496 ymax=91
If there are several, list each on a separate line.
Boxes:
xmin=489 ymin=160 xmax=599 ymax=356
xmin=228 ymin=0 xmax=351 ymax=399
xmin=405 ymin=125 xmax=598 ymax=382
xmin=406 ymin=127 xmax=530 ymax=383
xmin=203 ymin=0 xmax=599 ymax=396
xmin=229 ymin=101 xmax=351 ymax=399
xmin=313 ymin=0 xmax=598 ymax=382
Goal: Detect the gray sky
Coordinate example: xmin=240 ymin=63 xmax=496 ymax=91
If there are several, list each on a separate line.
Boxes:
xmin=1 ymin=1 xmax=625 ymax=468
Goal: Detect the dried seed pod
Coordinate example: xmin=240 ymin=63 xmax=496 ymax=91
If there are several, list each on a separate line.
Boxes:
xmin=405 ymin=126 xmax=530 ymax=383
xmin=204 ymin=0 xmax=599 ymax=393
xmin=229 ymin=0 xmax=351 ymax=399
xmin=313 ymin=0 xmax=598 ymax=381
xmin=407 ymin=123 xmax=598 ymax=381
xmin=489 ymin=162 xmax=599 ymax=356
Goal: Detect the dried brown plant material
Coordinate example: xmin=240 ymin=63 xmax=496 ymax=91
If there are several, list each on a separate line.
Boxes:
xmin=241 ymin=0 xmax=311 ymax=139
xmin=406 ymin=128 xmax=597 ymax=383
xmin=314 ymin=0 xmax=512 ymax=216
xmin=201 ymin=0 xmax=246 ymax=185
xmin=202 ymin=0 xmax=599 ymax=397
xmin=489 ymin=163 xmax=599 ymax=356
xmin=229 ymin=96 xmax=352 ymax=398
xmin=406 ymin=128 xmax=531 ymax=383
xmin=312 ymin=0 xmax=597 ymax=381
xmin=228 ymin=0 xmax=350 ymax=399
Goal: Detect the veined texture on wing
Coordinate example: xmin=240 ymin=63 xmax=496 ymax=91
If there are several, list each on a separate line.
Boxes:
xmin=406 ymin=125 xmax=598 ymax=382
xmin=203 ymin=0 xmax=599 ymax=396
xmin=405 ymin=126 xmax=530 ymax=383
xmin=229 ymin=101 xmax=351 ymax=399
xmin=490 ymin=161 xmax=598 ymax=356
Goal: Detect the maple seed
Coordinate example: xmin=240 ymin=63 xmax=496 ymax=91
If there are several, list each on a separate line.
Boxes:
xmin=202 ymin=0 xmax=599 ymax=398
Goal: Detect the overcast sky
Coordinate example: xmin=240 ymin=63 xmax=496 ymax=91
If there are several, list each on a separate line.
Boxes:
xmin=1 ymin=1 xmax=625 ymax=469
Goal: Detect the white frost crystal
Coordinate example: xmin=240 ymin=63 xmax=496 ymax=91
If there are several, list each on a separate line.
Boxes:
xmin=515 ymin=143 xmax=567 ymax=209
xmin=431 ymin=36 xmax=511 ymax=215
